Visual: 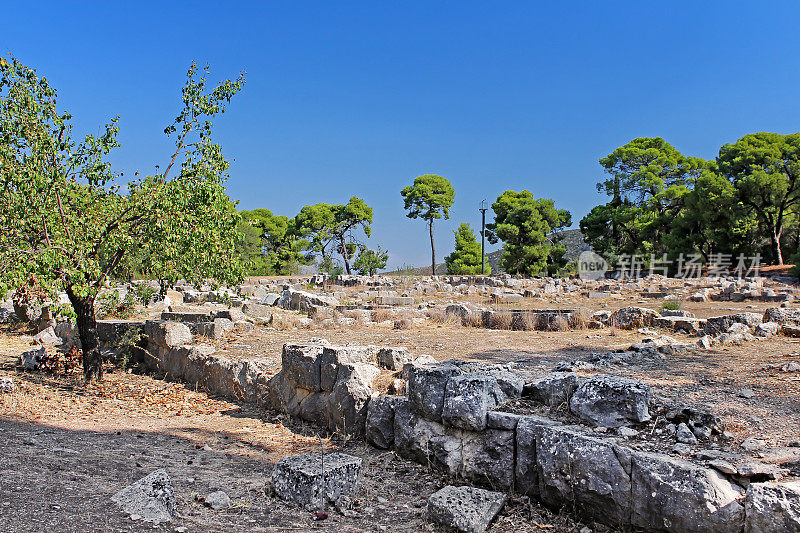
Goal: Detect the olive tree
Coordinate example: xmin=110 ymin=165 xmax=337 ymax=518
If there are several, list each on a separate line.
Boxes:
xmin=0 ymin=57 xmax=246 ymax=381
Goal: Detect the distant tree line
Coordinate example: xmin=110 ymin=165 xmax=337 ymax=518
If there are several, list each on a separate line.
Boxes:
xmin=580 ymin=134 xmax=800 ymax=271
xmin=238 ymin=197 xmax=387 ymax=276
xmin=401 ymin=174 xmax=572 ymax=277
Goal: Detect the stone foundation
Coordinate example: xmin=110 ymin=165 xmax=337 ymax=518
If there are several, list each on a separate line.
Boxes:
xmin=140 ymin=324 xmax=799 ymax=532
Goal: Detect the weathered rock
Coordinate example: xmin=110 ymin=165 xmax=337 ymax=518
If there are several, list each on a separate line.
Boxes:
xmin=212 ymin=317 xmax=234 ymax=339
xmin=19 ymin=346 xmax=47 ymax=370
xmin=203 ymin=490 xmax=231 ymax=510
xmin=110 ymin=469 xmax=176 ymax=524
xmin=376 ymin=347 xmax=412 ymax=371
xmin=146 ymin=321 xmax=192 ymax=349
xmin=569 ymin=375 xmax=651 ymax=428
xmin=755 ymin=322 xmax=780 ymax=337
xmin=630 ymin=452 xmax=745 ymax=532
xmin=374 ymin=295 xmax=414 ymax=306
xmin=514 ymin=416 xmax=560 ymax=498
xmin=214 ymin=307 xmax=246 ymax=322
xmin=408 ymin=363 xmax=463 ymax=422
xmin=486 ymin=411 xmax=522 ymax=430
xmin=242 ymin=302 xmax=272 ymax=318
xmin=677 ymin=422 xmax=698 ymax=444
xmin=365 ymin=395 xmax=401 ymax=449
xmin=534 ymin=424 xmax=633 ymax=526
xmin=281 ymin=344 xmax=324 ymax=392
xmin=655 ymin=316 xmax=704 ymax=333
xmin=525 ymin=372 xmax=579 ymax=407
xmin=704 ymin=313 xmax=763 ymax=335
xmin=425 ymin=485 xmax=506 ymax=533
xmin=0 ymin=376 xmax=15 ymax=393
xmin=461 ymin=428 xmax=515 ymax=489
xmin=320 ymin=346 xmax=377 ymax=390
xmin=393 ymin=399 xmax=449 ymax=464
xmin=271 ymin=452 xmax=363 ymax=510
xmin=763 ymin=307 xmax=800 ymax=326
xmin=610 ymin=306 xmax=659 ymax=329
xmin=442 ymin=373 xmax=507 ymax=431
xmin=745 ymin=481 xmax=800 ymax=533
xmin=33 ymin=326 xmax=60 ymax=346
xmin=327 ymin=364 xmax=378 ymax=435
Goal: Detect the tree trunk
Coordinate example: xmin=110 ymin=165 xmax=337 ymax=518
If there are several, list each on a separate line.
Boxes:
xmin=773 ymin=228 xmax=784 ymax=265
xmin=429 ymin=219 xmax=436 ymax=276
xmin=341 ymin=239 xmax=352 ymax=275
xmin=66 ymin=287 xmax=102 ymax=382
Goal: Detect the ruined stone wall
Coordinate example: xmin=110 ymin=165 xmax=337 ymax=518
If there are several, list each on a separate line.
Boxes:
xmin=140 ymin=323 xmax=799 ymax=532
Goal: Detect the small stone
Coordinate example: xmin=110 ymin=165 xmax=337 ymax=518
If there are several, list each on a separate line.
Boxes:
xmin=111 ymin=469 xmax=176 ymax=524
xmin=710 ymin=459 xmax=738 ymax=475
xmin=677 ymin=423 xmax=698 ymax=444
xmin=0 ymin=377 xmax=15 ymax=393
xmin=271 ymin=452 xmax=363 ymax=510
xmin=672 ymin=443 xmax=691 ymax=455
xmin=742 ymin=438 xmax=766 ymax=452
xmin=617 ymin=427 xmax=638 ymax=438
xmin=203 ymin=490 xmax=231 ymax=510
xmin=692 ymin=425 xmax=712 ymax=441
xmin=738 ymin=389 xmax=755 ymax=399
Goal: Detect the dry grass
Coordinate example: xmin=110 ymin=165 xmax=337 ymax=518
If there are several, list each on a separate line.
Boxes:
xmin=490 ymin=311 xmax=514 ymax=330
xmin=393 ymin=318 xmax=413 ymax=330
xmin=427 ymin=308 xmax=461 ymax=326
xmin=371 ymin=308 xmax=394 ymax=323
xmin=569 ymin=307 xmax=591 ymax=329
xmin=461 ymin=312 xmax=483 ymax=328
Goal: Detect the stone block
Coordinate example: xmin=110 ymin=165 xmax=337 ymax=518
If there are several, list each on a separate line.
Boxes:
xmin=745 ymin=481 xmax=800 ymax=533
xmin=281 ymin=344 xmax=324 ymax=392
xmin=524 ymin=372 xmax=579 ymax=407
xmin=425 ymin=485 xmax=506 ymax=533
xmin=271 ymin=452 xmax=363 ymax=510
xmin=569 ymin=375 xmax=651 ymax=428
xmin=376 ymin=347 xmax=412 ymax=371
xmin=533 ymin=424 xmax=632 ymax=527
xmin=461 ymin=428 xmax=515 ymax=490
xmin=365 ymin=395 xmax=402 ymax=449
xmin=630 ymin=451 xmax=745 ymax=532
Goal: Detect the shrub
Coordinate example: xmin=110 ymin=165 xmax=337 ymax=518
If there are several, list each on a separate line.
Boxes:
xmin=661 ymin=299 xmax=682 ymax=311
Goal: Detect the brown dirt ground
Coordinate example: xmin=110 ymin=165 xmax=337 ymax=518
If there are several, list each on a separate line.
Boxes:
xmin=2 ymin=284 xmax=800 ymax=531
xmin=0 ymin=326 xmax=590 ymax=533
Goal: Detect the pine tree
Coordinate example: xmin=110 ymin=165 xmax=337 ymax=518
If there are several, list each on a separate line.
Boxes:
xmin=445 ymin=223 xmax=489 ymax=274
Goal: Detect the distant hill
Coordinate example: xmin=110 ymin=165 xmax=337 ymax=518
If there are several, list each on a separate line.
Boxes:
xmin=387 ymin=228 xmax=590 ymax=275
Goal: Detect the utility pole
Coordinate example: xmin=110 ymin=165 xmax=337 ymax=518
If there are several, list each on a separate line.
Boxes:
xmin=479 ymin=200 xmax=488 ymax=275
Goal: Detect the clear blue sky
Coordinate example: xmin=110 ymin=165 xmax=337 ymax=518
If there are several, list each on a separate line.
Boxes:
xmin=3 ymin=2 xmax=800 ymax=269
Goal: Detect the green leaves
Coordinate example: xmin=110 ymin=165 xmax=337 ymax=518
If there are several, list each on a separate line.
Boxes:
xmin=0 ymin=56 xmax=246 ymax=379
xmin=445 ymin=223 xmax=488 ymax=275
xmin=353 ymin=246 xmax=388 ymax=276
xmin=581 ymin=137 xmax=704 ymax=261
xmin=401 ymin=174 xmax=455 ymax=221
xmin=486 ymin=191 xmax=570 ymax=276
